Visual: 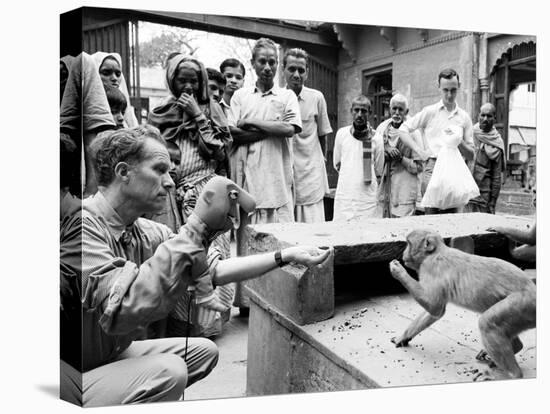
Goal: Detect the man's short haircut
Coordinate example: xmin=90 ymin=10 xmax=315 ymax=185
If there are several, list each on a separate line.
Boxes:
xmin=219 ymin=58 xmax=246 ymax=77
xmin=351 ymin=95 xmax=372 ymax=108
xmin=438 ymin=68 xmax=460 ymax=84
xmin=104 ymin=85 xmax=127 ymax=113
xmin=93 ymin=125 xmax=166 ymax=187
xmin=207 ymin=67 xmax=226 ymax=86
xmin=390 ymin=93 xmax=409 ymax=109
xmin=251 ymin=37 xmax=278 ymax=60
xmin=283 ymin=48 xmax=309 ymax=68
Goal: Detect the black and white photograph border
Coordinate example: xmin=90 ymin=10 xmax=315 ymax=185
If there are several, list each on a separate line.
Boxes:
xmin=3 ymin=0 xmax=548 ymax=413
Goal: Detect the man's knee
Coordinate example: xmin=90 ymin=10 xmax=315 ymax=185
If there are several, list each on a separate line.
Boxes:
xmin=158 ymin=354 xmax=188 ymax=397
xmin=182 ymin=337 xmax=219 ymax=387
xmin=196 ymin=337 xmax=219 ymax=367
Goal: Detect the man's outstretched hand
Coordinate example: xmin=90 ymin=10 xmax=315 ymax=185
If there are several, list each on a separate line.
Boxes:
xmin=281 ymin=246 xmax=331 ymax=267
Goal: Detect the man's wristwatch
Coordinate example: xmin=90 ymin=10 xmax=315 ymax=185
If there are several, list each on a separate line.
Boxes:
xmin=274 ymin=250 xmax=287 ymax=267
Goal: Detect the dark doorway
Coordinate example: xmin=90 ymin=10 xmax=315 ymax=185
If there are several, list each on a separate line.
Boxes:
xmin=490 ymin=41 xmax=536 ymax=187
xmin=363 ymin=67 xmax=393 ymax=129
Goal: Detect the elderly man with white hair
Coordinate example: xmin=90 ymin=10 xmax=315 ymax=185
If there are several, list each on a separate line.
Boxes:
xmin=373 ymin=93 xmax=424 ymax=217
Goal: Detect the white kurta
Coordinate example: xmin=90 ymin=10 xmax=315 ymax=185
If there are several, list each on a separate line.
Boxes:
xmin=333 ymin=126 xmax=380 ymax=221
xmin=292 ymin=87 xmax=332 ymax=223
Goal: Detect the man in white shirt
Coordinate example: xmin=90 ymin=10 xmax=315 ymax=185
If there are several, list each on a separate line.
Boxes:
xmin=283 ymin=47 xmax=332 ymax=223
xmin=227 ymin=37 xmax=302 ymax=313
xmin=397 ymin=68 xmax=475 ymax=214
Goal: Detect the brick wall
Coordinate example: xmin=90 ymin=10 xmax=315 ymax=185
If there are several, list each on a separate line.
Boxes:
xmin=337 ymin=32 xmax=475 ymax=128
xmin=495 ymin=190 xmax=535 ymax=216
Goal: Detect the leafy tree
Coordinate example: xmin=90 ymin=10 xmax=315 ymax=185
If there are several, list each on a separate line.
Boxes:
xmin=139 ymin=28 xmax=199 ymax=68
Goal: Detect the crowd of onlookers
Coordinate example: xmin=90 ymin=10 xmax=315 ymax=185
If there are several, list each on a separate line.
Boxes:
xmin=59 ymin=36 xmax=532 ymax=407
xmin=60 ymin=36 xmax=513 ymax=337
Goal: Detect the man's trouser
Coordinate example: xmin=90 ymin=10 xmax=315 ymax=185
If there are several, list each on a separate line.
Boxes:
xmin=60 ymin=337 xmax=218 ymax=407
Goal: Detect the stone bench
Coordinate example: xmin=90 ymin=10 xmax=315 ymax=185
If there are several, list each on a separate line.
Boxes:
xmin=242 ymin=213 xmax=535 ymax=395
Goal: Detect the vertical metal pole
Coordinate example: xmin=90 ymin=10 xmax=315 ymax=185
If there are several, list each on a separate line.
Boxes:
xmin=134 ymin=20 xmax=141 ymax=101
xmin=503 ymin=58 xmax=510 ymax=161
xmin=128 ymin=20 xmax=142 ymax=123
xmin=471 ymin=33 xmax=480 ymax=119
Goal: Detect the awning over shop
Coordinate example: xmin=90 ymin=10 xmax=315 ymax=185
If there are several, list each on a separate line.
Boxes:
xmin=508 ymin=125 xmax=536 ymax=153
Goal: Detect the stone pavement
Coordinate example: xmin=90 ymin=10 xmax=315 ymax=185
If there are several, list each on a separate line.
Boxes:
xmin=185 ymin=239 xmax=249 ymax=401
xmin=185 ymin=309 xmax=249 ymax=401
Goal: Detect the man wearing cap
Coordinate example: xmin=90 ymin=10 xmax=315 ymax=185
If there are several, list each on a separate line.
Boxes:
xmin=60 ymin=126 xmax=329 ymax=407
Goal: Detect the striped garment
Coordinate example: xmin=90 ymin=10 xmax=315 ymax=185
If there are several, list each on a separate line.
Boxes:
xmin=177 ymin=137 xmax=217 ymax=190
xmin=170 ymin=172 xmax=234 ymax=337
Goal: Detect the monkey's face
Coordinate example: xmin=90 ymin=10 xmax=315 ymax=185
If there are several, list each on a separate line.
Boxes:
xmin=402 ymin=230 xmax=441 ymax=270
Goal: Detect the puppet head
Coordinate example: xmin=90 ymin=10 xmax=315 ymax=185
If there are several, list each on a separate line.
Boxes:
xmin=194 ymin=176 xmax=256 ymax=233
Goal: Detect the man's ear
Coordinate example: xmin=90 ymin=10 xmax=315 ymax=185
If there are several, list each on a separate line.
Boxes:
xmin=114 ymin=162 xmax=130 ymax=182
xmin=202 ymin=189 xmax=215 ymax=205
xmin=405 ymin=108 xmax=409 ymax=116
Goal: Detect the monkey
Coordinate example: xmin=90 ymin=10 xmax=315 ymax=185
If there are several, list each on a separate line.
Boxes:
xmin=388 ymin=229 xmax=536 ymax=381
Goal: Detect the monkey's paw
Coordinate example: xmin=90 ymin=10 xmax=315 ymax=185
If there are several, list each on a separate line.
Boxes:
xmin=475 ymin=350 xmax=497 ymax=368
xmin=389 ymin=260 xmax=407 ymax=280
xmin=473 ymin=369 xmax=495 ymax=382
xmin=391 ymin=336 xmax=411 ymax=347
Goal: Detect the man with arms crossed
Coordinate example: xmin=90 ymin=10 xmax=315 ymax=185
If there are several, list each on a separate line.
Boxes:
xmin=228 ymin=38 xmax=302 ymax=313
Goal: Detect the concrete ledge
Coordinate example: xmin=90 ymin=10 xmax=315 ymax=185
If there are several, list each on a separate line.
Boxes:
xmin=247 ymin=293 xmax=376 ymax=396
xmin=244 ymin=213 xmax=535 ymax=395
xmin=246 ymin=213 xmax=531 ymax=265
xmin=243 ymin=227 xmax=335 ymax=325
xmin=247 ymin=292 xmax=536 ymax=395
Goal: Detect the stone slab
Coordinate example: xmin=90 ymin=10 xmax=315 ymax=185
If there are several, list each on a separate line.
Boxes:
xmin=242 ymin=222 xmax=335 ymax=325
xmin=245 ymin=252 xmax=335 ymax=325
xmin=247 ymin=291 xmax=536 ymax=394
xmin=247 ymin=299 xmax=374 ymax=396
xmin=245 ymin=213 xmax=532 ymax=265
xmin=302 ymin=295 xmax=536 ymax=388
xmin=244 ymin=213 xmax=535 ymax=395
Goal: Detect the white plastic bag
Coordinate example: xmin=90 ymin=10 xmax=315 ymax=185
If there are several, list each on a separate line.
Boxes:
xmin=421 ymin=126 xmax=479 ymax=210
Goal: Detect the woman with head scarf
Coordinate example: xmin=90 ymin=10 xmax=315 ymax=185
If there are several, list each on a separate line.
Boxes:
xmin=148 ymin=53 xmax=231 ymax=220
xmin=60 ymin=55 xmax=75 ymax=104
xmin=91 ymin=52 xmax=139 ymax=128
xmin=60 ymin=53 xmax=117 ymax=196
xmin=148 ymin=53 xmax=233 ymax=339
